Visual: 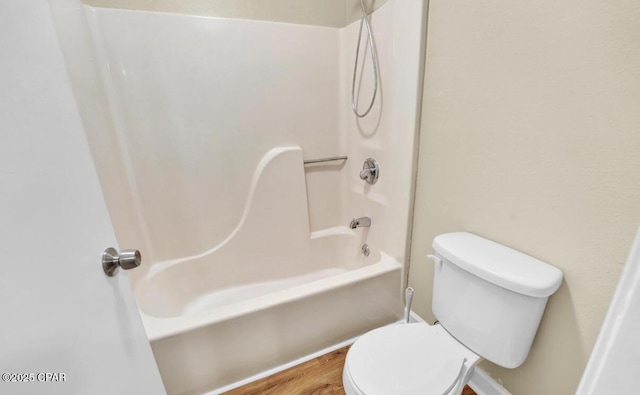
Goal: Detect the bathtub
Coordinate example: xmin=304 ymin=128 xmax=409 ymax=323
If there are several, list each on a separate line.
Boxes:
xmin=137 ymin=237 xmax=402 ymax=394
xmin=133 ymin=147 xmax=403 ymax=394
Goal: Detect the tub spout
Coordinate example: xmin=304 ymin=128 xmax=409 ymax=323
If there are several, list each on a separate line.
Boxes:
xmin=349 ymin=217 xmax=371 ymax=229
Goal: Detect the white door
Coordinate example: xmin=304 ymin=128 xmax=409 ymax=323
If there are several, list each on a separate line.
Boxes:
xmin=0 ymin=2 xmax=165 ymax=394
xmin=576 ymin=226 xmax=640 ymax=394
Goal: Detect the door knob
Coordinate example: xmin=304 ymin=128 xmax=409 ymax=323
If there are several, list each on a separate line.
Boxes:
xmin=102 ymin=247 xmax=141 ymax=277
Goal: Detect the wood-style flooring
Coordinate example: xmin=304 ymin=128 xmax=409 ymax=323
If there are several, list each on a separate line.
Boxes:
xmin=223 ymin=346 xmax=477 ymax=395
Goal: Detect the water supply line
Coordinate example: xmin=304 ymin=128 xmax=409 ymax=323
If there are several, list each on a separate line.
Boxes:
xmin=351 ymin=0 xmax=379 ymax=118
xmin=404 ymin=287 xmax=414 ymax=323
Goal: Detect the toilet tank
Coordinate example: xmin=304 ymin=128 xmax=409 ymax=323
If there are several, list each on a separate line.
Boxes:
xmin=431 ymin=232 xmax=563 ymax=368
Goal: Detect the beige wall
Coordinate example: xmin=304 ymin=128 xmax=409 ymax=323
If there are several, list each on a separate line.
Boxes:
xmin=410 ymin=0 xmax=640 ymax=394
xmin=82 ymin=0 xmax=388 ymax=28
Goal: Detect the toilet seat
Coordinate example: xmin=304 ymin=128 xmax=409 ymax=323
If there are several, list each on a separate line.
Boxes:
xmin=343 ymin=323 xmax=480 ymax=395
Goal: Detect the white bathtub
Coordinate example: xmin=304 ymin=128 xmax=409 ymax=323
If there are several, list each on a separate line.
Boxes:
xmin=137 ymin=238 xmax=402 ymax=394
xmin=132 ymin=147 xmax=403 ymax=394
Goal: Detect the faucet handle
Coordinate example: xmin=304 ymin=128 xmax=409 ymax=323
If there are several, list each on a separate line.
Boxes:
xmin=359 ymin=158 xmax=379 ymax=185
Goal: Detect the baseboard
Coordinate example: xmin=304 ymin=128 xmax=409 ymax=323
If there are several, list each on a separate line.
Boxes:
xmin=468 ymin=367 xmax=512 ymax=395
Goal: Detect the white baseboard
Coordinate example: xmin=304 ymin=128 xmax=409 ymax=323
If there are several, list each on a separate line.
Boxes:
xmin=468 ymin=367 xmax=512 ymax=395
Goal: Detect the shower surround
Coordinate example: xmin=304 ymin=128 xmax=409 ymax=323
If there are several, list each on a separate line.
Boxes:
xmin=53 ymin=0 xmax=426 ymax=393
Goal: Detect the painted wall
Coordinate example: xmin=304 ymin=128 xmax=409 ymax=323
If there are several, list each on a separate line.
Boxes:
xmin=410 ymin=0 xmax=640 ymax=394
xmin=82 ymin=0 xmax=389 ymax=28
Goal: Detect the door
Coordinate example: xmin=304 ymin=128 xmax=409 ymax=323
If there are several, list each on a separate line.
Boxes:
xmin=576 ymin=227 xmax=640 ymax=394
xmin=0 ymin=2 xmax=165 ymax=394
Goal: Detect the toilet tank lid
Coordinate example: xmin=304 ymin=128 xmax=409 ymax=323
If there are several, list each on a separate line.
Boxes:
xmin=433 ymin=232 xmax=563 ymax=297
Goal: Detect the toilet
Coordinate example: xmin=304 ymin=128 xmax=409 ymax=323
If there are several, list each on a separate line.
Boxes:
xmin=343 ymin=232 xmax=563 ymax=395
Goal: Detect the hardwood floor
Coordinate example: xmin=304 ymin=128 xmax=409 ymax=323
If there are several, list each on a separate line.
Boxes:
xmin=223 ymin=346 xmax=477 ymax=395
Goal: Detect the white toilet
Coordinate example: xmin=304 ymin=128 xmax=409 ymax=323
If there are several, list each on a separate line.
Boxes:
xmin=343 ymin=232 xmax=563 ymax=395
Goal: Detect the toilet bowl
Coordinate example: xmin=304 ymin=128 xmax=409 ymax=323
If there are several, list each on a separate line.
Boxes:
xmin=343 ymin=323 xmax=479 ymax=395
xmin=343 ymin=232 xmax=563 ymax=395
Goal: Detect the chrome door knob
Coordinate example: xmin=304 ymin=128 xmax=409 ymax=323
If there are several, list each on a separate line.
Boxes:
xmin=102 ymin=247 xmax=141 ymax=277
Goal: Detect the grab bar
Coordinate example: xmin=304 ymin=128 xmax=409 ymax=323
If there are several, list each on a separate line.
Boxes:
xmin=303 ymin=156 xmax=348 ymax=165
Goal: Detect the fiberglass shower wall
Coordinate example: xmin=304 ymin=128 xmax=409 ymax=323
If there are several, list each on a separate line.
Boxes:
xmin=84 ymin=9 xmax=343 ymax=271
xmin=64 ymin=0 xmax=425 ymax=284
